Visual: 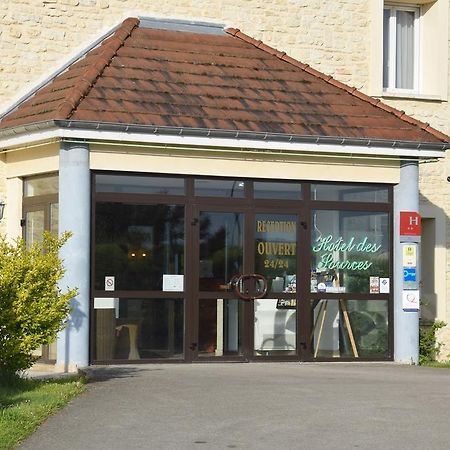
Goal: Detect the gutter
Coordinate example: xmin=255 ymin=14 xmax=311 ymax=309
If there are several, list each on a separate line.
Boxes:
xmin=0 ymin=120 xmax=448 ymax=159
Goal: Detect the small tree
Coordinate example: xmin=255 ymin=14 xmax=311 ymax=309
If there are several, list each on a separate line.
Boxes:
xmin=0 ymin=232 xmax=76 ymax=380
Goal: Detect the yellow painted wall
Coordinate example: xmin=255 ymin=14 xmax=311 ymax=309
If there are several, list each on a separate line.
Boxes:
xmin=90 ymin=143 xmax=400 ymax=184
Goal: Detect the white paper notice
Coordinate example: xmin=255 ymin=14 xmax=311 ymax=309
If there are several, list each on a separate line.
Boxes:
xmin=94 ymin=297 xmax=119 ymax=318
xmin=105 ymin=276 xmax=115 ymax=291
xmin=380 ymin=278 xmax=390 ymax=294
xmin=402 ymin=290 xmax=420 ymax=310
xmin=163 ymin=274 xmax=184 ymax=292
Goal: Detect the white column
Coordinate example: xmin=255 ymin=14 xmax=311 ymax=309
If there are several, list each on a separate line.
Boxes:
xmin=56 ymin=141 xmax=90 ymax=372
xmin=393 ymin=160 xmax=420 ymax=364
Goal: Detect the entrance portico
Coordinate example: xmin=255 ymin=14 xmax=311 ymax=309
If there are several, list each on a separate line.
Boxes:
xmin=1 ymin=17 xmax=449 ymax=370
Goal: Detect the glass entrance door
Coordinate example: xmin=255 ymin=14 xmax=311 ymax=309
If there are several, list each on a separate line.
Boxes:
xmin=253 ymin=213 xmax=298 ymax=357
xmin=191 ymin=208 xmax=302 ymax=361
xmin=193 ymin=210 xmax=245 ymax=359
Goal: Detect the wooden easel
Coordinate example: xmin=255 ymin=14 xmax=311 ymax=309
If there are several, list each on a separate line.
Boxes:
xmin=312 ymin=299 xmax=359 ymax=358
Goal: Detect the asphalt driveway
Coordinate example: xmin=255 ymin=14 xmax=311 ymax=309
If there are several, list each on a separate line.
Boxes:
xmin=20 ymin=363 xmax=450 ymax=449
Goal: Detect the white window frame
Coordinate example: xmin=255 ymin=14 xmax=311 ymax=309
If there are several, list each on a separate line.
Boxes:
xmin=383 ymin=4 xmax=420 ymax=93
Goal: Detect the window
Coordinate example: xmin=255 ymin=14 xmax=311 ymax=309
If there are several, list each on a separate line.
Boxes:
xmin=309 ymin=203 xmax=391 ymax=359
xmin=311 ymin=210 xmax=390 ymax=294
xmin=95 ymin=203 xmax=185 ymax=291
xmin=23 ymin=173 xmax=59 ymax=362
xmin=311 ymin=184 xmax=389 ymax=203
xmin=383 ymin=5 xmax=419 ymax=91
xmin=371 ymin=1 xmax=448 ymax=99
xmin=95 ymin=174 xmax=185 ymax=195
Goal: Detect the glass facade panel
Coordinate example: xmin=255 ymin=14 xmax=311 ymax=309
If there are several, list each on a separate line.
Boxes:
xmin=24 ymin=174 xmax=58 ymax=197
xmin=48 ymin=341 xmax=57 ymax=360
xmin=95 ymin=203 xmax=184 ymax=291
xmin=94 ymin=298 xmax=184 ymax=360
xmin=311 ymin=299 xmax=389 ymax=358
xmin=50 ymin=203 xmax=59 ymax=235
xmin=254 ymin=298 xmax=296 ymax=356
xmin=311 ymin=184 xmax=389 ymax=203
xmin=311 ymin=211 xmax=389 ymax=294
xmin=25 ymin=210 xmax=45 ymax=245
xmin=255 ymin=214 xmax=297 ymax=294
xmin=92 ymin=174 xmax=392 ymax=362
xmin=23 ymin=180 xmax=59 ymax=362
xmin=195 ymin=179 xmax=245 ymax=198
xmin=199 ymin=212 xmax=243 ymax=291
xmin=198 ymin=298 xmax=242 ymax=357
xmin=254 ymin=182 xmax=301 ymax=200
xmin=95 ymin=174 xmax=185 ymax=195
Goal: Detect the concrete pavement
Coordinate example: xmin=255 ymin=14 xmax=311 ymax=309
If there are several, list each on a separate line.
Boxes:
xmin=18 ymin=363 xmax=450 ymax=449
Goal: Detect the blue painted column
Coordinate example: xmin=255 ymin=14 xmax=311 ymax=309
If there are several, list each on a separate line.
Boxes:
xmin=393 ymin=160 xmax=420 ymax=364
xmin=56 ymin=141 xmax=90 ymax=372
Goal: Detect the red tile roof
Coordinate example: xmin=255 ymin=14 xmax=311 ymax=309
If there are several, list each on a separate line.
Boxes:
xmin=0 ymin=17 xmax=448 ymax=144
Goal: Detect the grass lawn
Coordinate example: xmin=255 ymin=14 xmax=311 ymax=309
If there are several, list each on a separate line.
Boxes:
xmin=0 ymin=376 xmax=86 ymax=450
xmin=422 ymin=361 xmax=450 ymax=368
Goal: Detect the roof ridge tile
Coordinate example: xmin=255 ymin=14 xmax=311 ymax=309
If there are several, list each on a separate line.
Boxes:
xmin=224 ymin=27 xmax=450 ymax=143
xmin=55 ymin=17 xmax=139 ymax=120
xmin=280 ymin=54 xmax=309 ymax=71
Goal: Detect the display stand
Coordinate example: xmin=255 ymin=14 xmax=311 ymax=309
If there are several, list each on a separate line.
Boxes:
xmin=115 ymin=323 xmax=140 ymax=360
xmin=312 ymin=299 xmax=359 ymax=358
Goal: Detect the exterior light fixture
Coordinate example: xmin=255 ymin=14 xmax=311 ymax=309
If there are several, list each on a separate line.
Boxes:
xmin=0 ymin=200 xmax=5 ymax=221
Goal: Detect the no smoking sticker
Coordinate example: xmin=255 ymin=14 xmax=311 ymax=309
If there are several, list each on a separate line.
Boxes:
xmin=105 ymin=276 xmax=115 ymax=291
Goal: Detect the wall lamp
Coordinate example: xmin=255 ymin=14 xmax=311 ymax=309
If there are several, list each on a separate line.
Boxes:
xmin=0 ymin=200 xmax=5 ymax=221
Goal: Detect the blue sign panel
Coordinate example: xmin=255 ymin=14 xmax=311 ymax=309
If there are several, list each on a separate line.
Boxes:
xmin=403 ymin=268 xmax=416 ymax=282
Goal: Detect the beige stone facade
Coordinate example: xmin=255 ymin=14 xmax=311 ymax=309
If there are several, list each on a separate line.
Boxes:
xmin=1 ymin=0 xmax=450 ymax=358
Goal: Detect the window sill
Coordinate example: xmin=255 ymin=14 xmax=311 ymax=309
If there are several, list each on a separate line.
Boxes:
xmin=380 ymin=90 xmax=446 ymax=102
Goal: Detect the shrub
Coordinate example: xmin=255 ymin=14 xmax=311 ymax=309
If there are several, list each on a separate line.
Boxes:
xmin=0 ymin=232 xmax=76 ymax=380
xmin=419 ymin=320 xmax=447 ymax=365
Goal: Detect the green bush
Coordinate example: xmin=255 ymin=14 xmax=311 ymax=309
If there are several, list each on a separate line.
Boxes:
xmin=419 ymin=320 xmax=447 ymax=365
xmin=0 ymin=232 xmax=76 ymax=380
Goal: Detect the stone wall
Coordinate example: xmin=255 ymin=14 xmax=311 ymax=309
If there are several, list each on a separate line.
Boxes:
xmin=0 ymin=0 xmax=372 ymax=113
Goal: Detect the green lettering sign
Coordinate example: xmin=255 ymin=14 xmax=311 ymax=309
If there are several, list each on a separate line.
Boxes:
xmin=313 ymin=235 xmax=380 ymax=271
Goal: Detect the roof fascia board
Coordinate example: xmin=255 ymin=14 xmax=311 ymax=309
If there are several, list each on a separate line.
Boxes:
xmin=0 ymin=123 xmax=445 ymax=159
xmin=0 ymin=21 xmax=125 ymax=121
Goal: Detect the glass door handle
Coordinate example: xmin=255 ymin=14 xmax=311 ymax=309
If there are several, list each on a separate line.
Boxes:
xmin=189 ymin=342 xmax=198 ymax=351
xmin=231 ymin=274 xmax=268 ymax=300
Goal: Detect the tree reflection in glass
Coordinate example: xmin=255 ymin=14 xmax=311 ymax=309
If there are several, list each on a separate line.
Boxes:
xmin=199 ymin=212 xmax=243 ymax=291
xmin=95 ymin=203 xmax=184 ymax=291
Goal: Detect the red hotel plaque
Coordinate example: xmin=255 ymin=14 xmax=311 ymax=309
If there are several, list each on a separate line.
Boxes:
xmin=400 ymin=212 xmax=421 ymax=236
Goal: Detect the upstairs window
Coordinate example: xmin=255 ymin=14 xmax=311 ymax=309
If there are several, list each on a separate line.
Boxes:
xmin=383 ymin=5 xmax=419 ymax=91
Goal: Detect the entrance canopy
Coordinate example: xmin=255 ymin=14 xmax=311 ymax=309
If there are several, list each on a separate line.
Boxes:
xmin=1 ymin=17 xmax=450 ymax=369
